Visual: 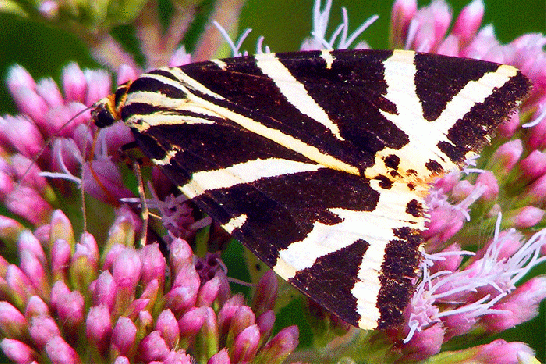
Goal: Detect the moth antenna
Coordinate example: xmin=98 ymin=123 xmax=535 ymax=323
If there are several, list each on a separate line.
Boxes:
xmin=133 ymin=161 xmax=149 ymax=248
xmin=16 ymin=105 xmax=94 ymax=190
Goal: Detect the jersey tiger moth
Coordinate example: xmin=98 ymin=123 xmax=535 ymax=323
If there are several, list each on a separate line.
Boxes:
xmin=92 ymin=49 xmax=531 ymax=330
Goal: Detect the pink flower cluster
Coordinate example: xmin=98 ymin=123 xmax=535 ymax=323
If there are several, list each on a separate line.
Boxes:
xmin=0 ymin=209 xmax=298 ymax=364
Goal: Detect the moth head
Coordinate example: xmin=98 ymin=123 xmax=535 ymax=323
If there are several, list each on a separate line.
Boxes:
xmin=92 ymin=95 xmax=119 ymax=128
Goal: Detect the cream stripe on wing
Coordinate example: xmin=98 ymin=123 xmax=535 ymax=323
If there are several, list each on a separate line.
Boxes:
xmin=255 ymin=52 xmax=344 ymax=141
xmin=180 ymin=158 xmax=321 ymax=198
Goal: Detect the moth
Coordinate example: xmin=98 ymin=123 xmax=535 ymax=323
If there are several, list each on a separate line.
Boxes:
xmin=93 ymin=49 xmax=531 ymax=329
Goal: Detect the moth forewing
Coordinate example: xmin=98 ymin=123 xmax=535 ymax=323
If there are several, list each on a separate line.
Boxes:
xmin=93 ymin=49 xmax=531 ymax=330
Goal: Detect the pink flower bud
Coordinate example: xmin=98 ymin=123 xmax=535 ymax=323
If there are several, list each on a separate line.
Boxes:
xmin=164 ymin=349 xmax=193 ymax=364
xmin=390 ymin=0 xmax=417 ymax=47
xmin=520 ymin=150 xmax=546 ymax=181
xmin=168 ymin=46 xmax=192 ymax=67
xmin=166 ymin=266 xmax=200 ymax=313
xmin=49 ymin=210 xmax=75 ymax=248
xmin=232 ymin=324 xmax=260 ymax=363
xmin=442 ymin=311 xmax=476 ymax=340
xmin=17 ymin=230 xmax=46 ymax=265
xmin=137 ymin=310 xmax=153 ymax=330
xmin=125 ymin=299 xmax=151 ymax=319
xmin=0 ymin=216 xmax=24 ymax=245
xmin=6 ymin=264 xmax=34 ymax=305
xmin=493 ymin=139 xmax=523 ymax=173
xmin=197 ymin=277 xmax=220 ymax=307
xmin=6 ymin=65 xmax=36 ymax=95
xmin=511 ymin=206 xmax=545 ymax=228
xmin=86 ymin=305 xmax=112 ymax=353
xmin=1 ymin=339 xmax=38 ymax=363
xmin=252 ymin=271 xmax=278 ymax=316
xmin=178 ymin=307 xmax=207 ymax=340
xmin=424 ymin=206 xmax=464 ymax=243
xmin=113 ymin=356 xmax=131 ymax=364
xmin=257 ymin=310 xmax=275 ymax=338
xmin=81 ymin=159 xmax=133 ymax=204
xmin=141 ymin=279 xmax=160 ymax=305
xmin=20 ymin=251 xmax=48 ymax=298
xmin=452 ymin=0 xmax=484 ymax=44
xmin=97 ymin=121 xmax=134 ymax=159
xmin=475 ymin=171 xmax=499 ymax=201
xmin=451 ymin=180 xmax=474 ymax=200
xmin=62 ymin=63 xmax=86 ymax=103
xmin=0 ymin=302 xmax=27 ymax=339
xmin=70 ymin=244 xmax=99 ymax=291
xmin=462 ymin=25 xmax=501 ymax=60
xmin=258 ymin=325 xmax=299 ymax=363
xmin=436 ymin=34 xmax=459 ymax=56
xmin=9 ymin=87 xmax=49 ymax=130
xmin=0 ymin=172 xmax=14 ymax=199
xmin=138 ymin=331 xmax=169 ymax=362
xmin=45 ymin=336 xmax=80 ymax=364
xmin=484 ymin=277 xmax=546 ymax=332
xmin=29 ymin=315 xmax=60 ymax=349
xmin=45 ymin=103 xmax=90 ymax=138
xmin=201 ymin=307 xmax=219 ymax=351
xmin=50 ymin=280 xmax=70 ymax=311
xmin=429 ymin=243 xmax=463 ymax=274
xmin=51 ymin=239 xmax=71 ymax=282
xmin=113 ymin=248 xmax=142 ymax=292
xmin=218 ymin=295 xmax=244 ymax=338
xmin=83 ymin=69 xmax=111 ymax=106
xmin=36 ymin=78 xmax=63 ymax=108
xmin=111 ymin=317 xmax=137 ymax=355
xmin=11 ymin=154 xmax=48 ymax=193
xmin=141 ymin=243 xmax=166 ymax=286
xmin=497 ymin=112 xmax=521 ymax=138
xmin=471 ymin=339 xmax=533 ymax=363
xmin=156 ymin=310 xmax=180 ymax=349
xmin=228 ymin=306 xmax=255 ymax=344
xmin=400 ymin=323 xmax=444 ymax=361
xmin=0 ymin=116 xmax=44 ymax=159
xmin=527 ymin=117 xmax=546 ymax=151
xmin=25 ymin=296 xmax=49 ymax=318
xmin=170 ymin=238 xmax=193 ymax=273
xmin=117 ymin=64 xmax=141 ymax=85
xmin=208 ymin=348 xmax=230 ymax=364
xmin=527 ymin=173 xmax=546 ymax=202
xmin=80 ymin=232 xmax=99 ymax=264
xmin=412 ymin=0 xmax=453 ymax=52
xmin=6 ymin=187 xmax=51 ymax=226
xmin=55 ymin=290 xmax=85 ymax=334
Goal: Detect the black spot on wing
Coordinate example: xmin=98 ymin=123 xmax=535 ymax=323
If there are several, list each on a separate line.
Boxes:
xmin=425 ymin=159 xmax=443 ymax=174
xmin=406 ymin=199 xmax=424 ymax=217
xmin=384 ymin=154 xmax=400 ymax=169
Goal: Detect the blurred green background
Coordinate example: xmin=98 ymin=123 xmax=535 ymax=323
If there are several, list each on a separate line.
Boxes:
xmin=0 ymin=0 xmax=544 ymax=361
xmin=0 ymin=0 xmax=544 ymax=114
